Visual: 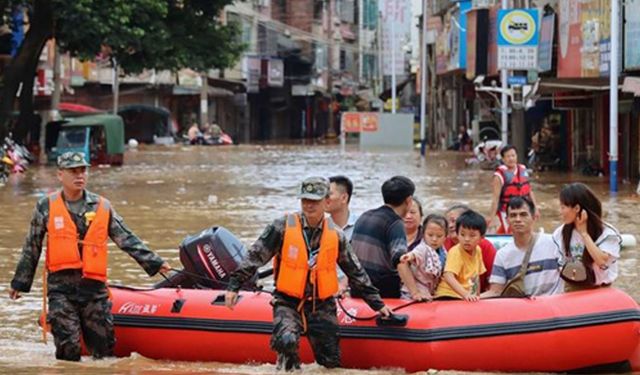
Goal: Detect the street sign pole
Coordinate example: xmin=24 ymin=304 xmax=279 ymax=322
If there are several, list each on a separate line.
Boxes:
xmin=609 ymin=0 xmax=619 ymax=193
xmin=497 ymin=7 xmax=539 ymax=153
xmin=500 ymin=0 xmax=508 ymax=144
xmin=419 ymin=0 xmax=428 ymax=156
xmin=391 ymin=1 xmax=397 ymax=114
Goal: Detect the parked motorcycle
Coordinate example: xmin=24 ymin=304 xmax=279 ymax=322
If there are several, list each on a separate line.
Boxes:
xmin=527 ymin=147 xmax=560 ymax=172
xmin=0 ymin=148 xmax=13 ymax=184
xmin=0 ymin=136 xmax=34 ymax=185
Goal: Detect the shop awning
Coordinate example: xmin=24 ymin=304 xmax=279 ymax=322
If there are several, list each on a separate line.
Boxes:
xmin=172 ymin=85 xmax=234 ymax=97
xmin=538 ymin=77 xmax=621 ymax=94
xmin=207 ymin=77 xmax=246 ymax=93
xmin=379 ymin=78 xmax=412 ymax=100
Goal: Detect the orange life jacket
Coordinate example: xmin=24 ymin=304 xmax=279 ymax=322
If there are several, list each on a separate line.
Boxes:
xmin=496 ymin=164 xmax=531 ymax=212
xmin=275 ymin=213 xmax=339 ymax=299
xmin=46 ymin=192 xmax=110 ymax=282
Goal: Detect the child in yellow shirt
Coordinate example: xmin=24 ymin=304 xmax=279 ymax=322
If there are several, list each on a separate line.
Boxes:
xmin=435 ymin=209 xmax=486 ymax=301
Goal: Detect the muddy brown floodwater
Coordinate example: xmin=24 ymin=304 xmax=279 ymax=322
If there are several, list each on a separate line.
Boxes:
xmin=0 ymin=143 xmax=638 ymax=374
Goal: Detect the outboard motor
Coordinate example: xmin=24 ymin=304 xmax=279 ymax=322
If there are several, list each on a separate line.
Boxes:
xmin=156 ymin=226 xmax=256 ymax=290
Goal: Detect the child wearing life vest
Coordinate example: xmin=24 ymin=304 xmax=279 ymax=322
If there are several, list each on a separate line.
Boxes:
xmin=435 ymin=210 xmax=487 ymax=301
xmin=399 ymin=214 xmax=449 ymax=300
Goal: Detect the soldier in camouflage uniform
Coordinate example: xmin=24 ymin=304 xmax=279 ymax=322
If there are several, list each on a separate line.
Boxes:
xmin=225 ymin=177 xmax=391 ymax=371
xmin=8 ymin=151 xmax=170 ymax=361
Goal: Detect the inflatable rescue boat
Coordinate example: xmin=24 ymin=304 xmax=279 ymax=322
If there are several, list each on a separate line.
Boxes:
xmin=109 ymin=227 xmax=640 ymax=372
xmin=110 ymin=286 xmax=640 ymax=372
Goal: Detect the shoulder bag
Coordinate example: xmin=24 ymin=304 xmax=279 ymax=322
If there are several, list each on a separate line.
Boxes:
xmin=501 ymin=234 xmax=538 ymax=298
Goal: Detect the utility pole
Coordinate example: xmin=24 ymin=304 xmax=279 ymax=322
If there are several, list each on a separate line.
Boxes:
xmin=419 ymin=0 xmax=428 ymax=156
xmin=327 ymin=0 xmax=336 ymax=138
xmin=51 ymin=43 xmax=61 ymax=111
xmin=358 ymin=0 xmax=364 ymax=83
xmin=500 ymin=0 xmax=508 ymax=144
xmin=390 ymin=0 xmax=397 ymax=114
xmin=610 ymin=0 xmax=619 ymax=192
xmin=377 ymin=11 xmax=384 ymax=99
xmin=511 ymin=84 xmax=526 ymax=157
xmin=112 ymin=58 xmax=119 ymax=115
xmin=47 ymin=41 xmax=62 ymax=162
xmin=200 ymin=73 xmax=209 ymax=127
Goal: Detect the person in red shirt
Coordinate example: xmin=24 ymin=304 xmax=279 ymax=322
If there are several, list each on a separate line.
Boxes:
xmin=444 ymin=204 xmax=496 ymax=292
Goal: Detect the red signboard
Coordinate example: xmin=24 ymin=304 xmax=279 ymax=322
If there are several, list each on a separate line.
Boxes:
xmin=361 ymin=113 xmax=379 ymax=132
xmin=341 ymin=112 xmax=379 ymax=133
xmin=342 ymin=112 xmax=362 ymax=133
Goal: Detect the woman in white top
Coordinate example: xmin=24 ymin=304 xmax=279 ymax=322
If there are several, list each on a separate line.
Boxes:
xmin=404 ymin=197 xmax=424 ymax=251
xmin=552 ymin=183 xmax=622 ymax=291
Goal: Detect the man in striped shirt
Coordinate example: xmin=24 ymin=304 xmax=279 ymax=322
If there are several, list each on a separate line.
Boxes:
xmin=350 ymin=176 xmax=426 ymax=301
xmin=481 ymin=197 xmax=563 ymax=298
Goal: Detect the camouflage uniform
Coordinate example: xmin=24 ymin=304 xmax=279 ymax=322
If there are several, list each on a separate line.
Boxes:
xmin=10 ymin=155 xmax=165 ymax=361
xmin=228 ymin=213 xmax=385 ymax=370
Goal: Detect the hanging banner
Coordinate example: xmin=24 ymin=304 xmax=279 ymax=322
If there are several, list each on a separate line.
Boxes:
xmin=625 ymin=0 xmax=640 ymax=70
xmin=267 ymin=58 xmax=284 ymax=87
xmin=487 ymin=5 xmax=500 ymax=76
xmin=379 ymin=0 xmax=411 ymax=76
xmin=435 ymin=0 xmax=471 ymax=75
xmin=243 ymin=56 xmax=262 ymax=93
xmin=557 ymin=0 xmax=582 ymax=77
xmin=466 ymin=8 xmax=489 ymax=80
xmin=538 ymin=14 xmax=555 ymax=72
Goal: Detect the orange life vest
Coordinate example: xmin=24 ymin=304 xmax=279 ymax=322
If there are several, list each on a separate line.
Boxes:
xmin=496 ymin=164 xmax=531 ymax=213
xmin=46 ymin=192 xmax=110 ymax=282
xmin=275 ymin=213 xmax=339 ymax=299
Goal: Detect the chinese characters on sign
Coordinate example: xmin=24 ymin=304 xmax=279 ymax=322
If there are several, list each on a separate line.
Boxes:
xmin=379 ymin=0 xmax=410 ymax=76
xmin=341 ymin=112 xmax=379 ymax=133
xmin=497 ymin=9 xmax=539 ymax=70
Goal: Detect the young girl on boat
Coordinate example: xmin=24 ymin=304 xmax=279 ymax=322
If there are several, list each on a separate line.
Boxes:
xmin=552 ymin=183 xmax=622 ymax=292
xmin=399 ymin=214 xmax=449 ymax=300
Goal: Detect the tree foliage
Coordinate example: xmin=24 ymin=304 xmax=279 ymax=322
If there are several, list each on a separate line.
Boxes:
xmin=0 ymin=0 xmax=244 ymax=140
xmin=53 ymin=0 xmax=243 ymax=73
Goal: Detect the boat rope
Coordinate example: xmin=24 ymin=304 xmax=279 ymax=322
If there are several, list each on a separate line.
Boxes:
xmin=335 ymin=290 xmax=422 ymax=321
xmin=169 ymin=268 xmax=272 ymax=295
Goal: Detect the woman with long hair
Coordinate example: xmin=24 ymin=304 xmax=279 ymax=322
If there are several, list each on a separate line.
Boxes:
xmin=552 ymin=183 xmax=621 ymax=291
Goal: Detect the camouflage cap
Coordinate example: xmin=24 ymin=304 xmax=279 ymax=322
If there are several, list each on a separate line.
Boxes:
xmin=297 ymin=176 xmax=330 ymax=200
xmin=57 ymin=151 xmax=90 ymax=169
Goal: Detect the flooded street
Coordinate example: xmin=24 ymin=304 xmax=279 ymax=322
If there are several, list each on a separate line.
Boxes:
xmin=0 ymin=143 xmax=638 ymax=374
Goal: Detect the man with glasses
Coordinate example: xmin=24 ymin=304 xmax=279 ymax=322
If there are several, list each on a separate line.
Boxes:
xmin=8 ymin=151 xmax=170 ymax=362
xmin=225 ymin=176 xmax=391 ymax=371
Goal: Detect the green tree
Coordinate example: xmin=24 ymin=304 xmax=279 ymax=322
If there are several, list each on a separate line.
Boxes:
xmin=0 ymin=0 xmax=243 ymax=141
